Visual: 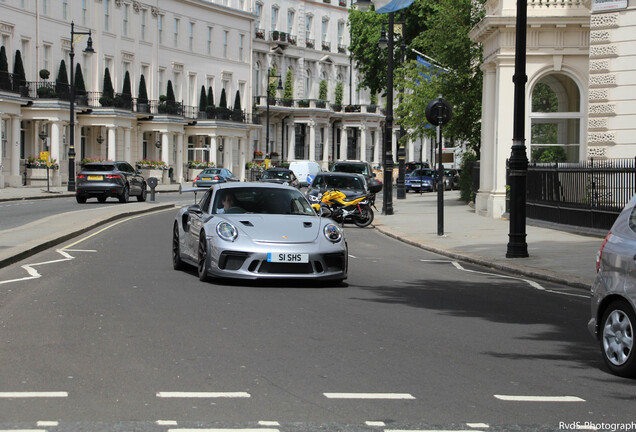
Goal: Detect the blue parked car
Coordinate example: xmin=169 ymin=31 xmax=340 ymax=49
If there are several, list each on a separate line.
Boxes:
xmin=405 ymin=168 xmax=435 ymax=192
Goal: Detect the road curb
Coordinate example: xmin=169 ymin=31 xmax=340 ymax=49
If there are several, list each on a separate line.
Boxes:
xmin=0 ymin=204 xmax=175 ymax=269
xmin=373 ymin=223 xmax=592 ymax=291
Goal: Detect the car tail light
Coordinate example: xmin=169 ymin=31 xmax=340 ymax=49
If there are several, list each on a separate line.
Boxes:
xmin=194 ymin=175 xmax=200 ymax=182
xmin=596 ymin=231 xmax=611 ymax=273
xmin=106 ymin=174 xmax=121 ymax=179
xmin=77 ymin=174 xmax=86 ymax=179
xmin=214 ymin=175 xmax=220 ymax=180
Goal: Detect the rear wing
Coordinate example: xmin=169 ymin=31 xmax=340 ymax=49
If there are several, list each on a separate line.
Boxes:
xmin=179 ymin=185 xmax=210 ymax=203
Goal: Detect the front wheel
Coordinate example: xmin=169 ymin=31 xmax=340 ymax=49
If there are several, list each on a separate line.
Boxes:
xmin=172 ymin=223 xmax=185 ymax=271
xmin=600 ymin=299 xmax=636 ymax=378
xmin=197 ymin=232 xmax=211 ymax=282
xmin=353 ymin=204 xmax=374 ymax=228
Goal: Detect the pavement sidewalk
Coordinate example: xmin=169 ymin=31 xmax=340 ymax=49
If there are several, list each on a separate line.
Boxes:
xmin=0 ymin=185 xmax=605 ymax=288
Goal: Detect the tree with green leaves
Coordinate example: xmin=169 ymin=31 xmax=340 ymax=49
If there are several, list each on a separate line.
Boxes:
xmin=219 ymin=88 xmax=227 ymax=108
xmin=334 ymin=81 xmax=343 ymax=107
xmin=268 ymin=68 xmax=278 ymax=100
xmin=319 ymin=80 xmax=328 ymax=101
xmin=138 ymin=75 xmax=148 ymax=103
xmin=166 ymin=80 xmax=175 ymax=102
xmin=54 ymin=59 xmax=69 ymax=99
xmin=199 ymin=85 xmax=207 ymax=112
xmin=218 ymin=88 xmax=229 ymax=119
xmin=0 ymin=46 xmax=10 ymax=91
xmin=206 ymin=86 xmax=216 ymax=118
xmin=12 ymin=50 xmax=26 ymax=92
xmin=349 ymin=0 xmax=484 ymax=155
xmin=74 ymin=63 xmax=86 ymax=95
xmin=232 ymin=90 xmax=243 ymax=121
xmin=100 ymin=67 xmax=115 ymax=106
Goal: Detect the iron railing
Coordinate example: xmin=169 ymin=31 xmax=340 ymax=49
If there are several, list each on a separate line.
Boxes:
xmin=525 ymin=158 xmax=636 ymax=230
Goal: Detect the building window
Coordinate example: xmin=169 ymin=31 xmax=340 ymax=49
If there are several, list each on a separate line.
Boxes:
xmin=43 ymin=44 xmax=51 ymax=71
xmin=104 ymin=0 xmax=110 ymax=31
xmin=239 ymin=34 xmax=244 ymax=62
xmin=338 ymin=21 xmax=344 ymax=45
xmin=305 ymin=15 xmax=313 ymax=40
xmin=287 ymin=10 xmax=294 ymax=34
xmin=123 ymin=4 xmax=129 ymax=37
xmin=255 ymin=3 xmax=262 ymax=29
xmin=141 ymin=10 xmax=147 ymax=41
xmin=62 ymin=0 xmax=68 ymax=20
xmin=207 ymin=27 xmax=213 ymax=55
xmin=322 ymin=18 xmax=328 ymax=44
xmin=159 ymin=68 xmax=165 ymax=96
xmin=189 ymin=22 xmax=194 ymax=51
xmin=530 ymin=73 xmax=583 ymax=163
xmin=42 ymin=0 xmax=48 ymax=16
xmin=223 ymin=30 xmax=228 ymax=58
xmin=305 ymin=69 xmax=312 ymax=98
xmin=82 ymin=0 xmax=87 ymax=25
xmin=271 ymin=7 xmax=279 ymax=31
xmin=158 ymin=15 xmax=164 ymax=44
xmin=174 ymin=18 xmax=180 ymax=48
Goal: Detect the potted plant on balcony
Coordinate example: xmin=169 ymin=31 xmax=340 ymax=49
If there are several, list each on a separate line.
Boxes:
xmin=36 ymin=68 xmax=55 ymax=98
xmin=367 ymin=92 xmax=377 ymax=112
xmin=55 ymin=60 xmax=70 ymax=101
xmin=206 ymin=86 xmax=216 ymax=119
xmin=317 ymin=80 xmax=328 ymax=108
xmin=255 ymin=28 xmax=265 ymax=39
xmin=298 ymin=99 xmax=310 ymax=107
xmin=306 ymin=40 xmax=315 ymax=49
xmin=272 ymin=30 xmax=279 ymax=41
xmin=282 ymin=69 xmax=293 ymax=107
xmin=74 ymin=63 xmax=87 ymax=105
xmin=253 ymin=150 xmax=263 ymax=159
xmin=115 ymin=71 xmax=132 ymax=109
xmin=137 ymin=74 xmax=149 ymax=113
xmin=232 ymin=90 xmax=244 ymax=122
xmin=268 ymin=68 xmax=278 ymax=106
xmin=199 ymin=85 xmax=207 ymax=114
xmin=12 ymin=50 xmax=27 ymax=95
xmin=99 ymin=68 xmax=115 ymax=107
xmin=0 ymin=47 xmax=10 ymax=91
xmin=217 ymin=88 xmax=230 ymax=119
xmin=333 ymin=81 xmax=343 ymax=111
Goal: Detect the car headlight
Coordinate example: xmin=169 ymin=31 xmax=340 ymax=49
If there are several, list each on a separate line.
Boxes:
xmin=308 ymin=194 xmax=320 ymax=202
xmin=323 ymin=223 xmax=343 ymax=243
xmin=216 ymin=221 xmax=238 ymax=242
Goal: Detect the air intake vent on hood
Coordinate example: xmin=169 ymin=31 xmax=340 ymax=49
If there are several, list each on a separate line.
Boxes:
xmin=240 ymin=220 xmax=254 ymax=227
xmin=303 ymin=222 xmax=313 ymax=228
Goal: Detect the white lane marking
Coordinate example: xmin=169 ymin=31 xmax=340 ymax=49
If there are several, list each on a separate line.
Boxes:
xmin=0 ymin=392 xmax=68 ymax=398
xmin=157 ymin=392 xmax=251 ymax=398
xmin=494 ymin=395 xmax=585 ymax=402
xmin=258 ymin=422 xmax=280 ymax=426
xmin=0 ymin=250 xmax=75 ymax=285
xmin=168 ymin=429 xmax=279 ymax=432
xmin=36 ymin=422 xmax=58 ymax=427
xmin=421 ymin=259 xmax=589 ymax=298
xmin=0 ymin=430 xmax=46 ymax=432
xmin=385 ymin=430 xmax=479 ymax=432
xmin=365 ymin=421 xmax=386 ymax=426
xmin=466 ymin=423 xmax=489 ymax=429
xmin=156 ymin=421 xmax=179 ymax=426
xmin=323 ymin=393 xmax=415 ymax=399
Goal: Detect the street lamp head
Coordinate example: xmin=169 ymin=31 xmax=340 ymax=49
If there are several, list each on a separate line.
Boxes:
xmin=354 ymin=0 xmax=372 ymax=11
xmin=378 ymin=25 xmax=388 ymax=49
xmin=39 ymin=130 xmax=48 ymax=142
xmin=84 ymin=33 xmax=95 ymax=55
xmin=276 ymin=77 xmax=283 ymax=90
xmin=96 ymin=135 xmax=105 ymax=145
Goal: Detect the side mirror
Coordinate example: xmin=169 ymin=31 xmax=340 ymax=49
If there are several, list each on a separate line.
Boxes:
xmin=188 ymin=204 xmax=203 ymax=215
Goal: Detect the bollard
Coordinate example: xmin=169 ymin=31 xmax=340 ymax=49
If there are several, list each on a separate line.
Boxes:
xmin=147 ymin=177 xmax=158 ymax=202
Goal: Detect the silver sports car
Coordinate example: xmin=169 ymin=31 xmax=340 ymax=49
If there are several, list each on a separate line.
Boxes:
xmin=172 ymin=183 xmax=348 ymax=282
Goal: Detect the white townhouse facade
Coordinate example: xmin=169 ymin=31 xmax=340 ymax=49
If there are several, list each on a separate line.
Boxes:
xmin=470 ymin=0 xmax=636 ymax=219
xmin=0 ymin=0 xmax=255 ymax=188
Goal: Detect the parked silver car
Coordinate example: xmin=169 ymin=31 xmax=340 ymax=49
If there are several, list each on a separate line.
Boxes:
xmin=589 ymin=194 xmax=636 ymax=378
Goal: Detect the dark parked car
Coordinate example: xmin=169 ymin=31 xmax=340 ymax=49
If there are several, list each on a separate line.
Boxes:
xmin=76 ymin=161 xmax=147 ymax=203
xmin=259 ymin=168 xmax=300 ymax=188
xmin=192 ymin=168 xmax=239 ymax=187
xmin=405 ymin=161 xmax=430 ymax=175
xmin=445 ymin=168 xmax=460 ymax=190
xmin=306 ymin=172 xmax=369 ymax=205
xmin=589 ymin=194 xmax=636 ymax=377
xmin=330 ymin=160 xmax=376 ymax=183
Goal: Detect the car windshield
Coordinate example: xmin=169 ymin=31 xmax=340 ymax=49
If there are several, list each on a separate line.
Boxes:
xmin=83 ymin=164 xmax=116 ymax=172
xmin=262 ymin=170 xmax=291 ymax=180
xmin=212 ymin=187 xmax=314 ymax=215
xmin=201 ymin=168 xmax=222 ymax=175
xmin=312 ymin=175 xmax=365 ymax=190
xmin=332 ymin=163 xmax=369 ymax=176
xmin=410 ymin=169 xmax=434 ymax=177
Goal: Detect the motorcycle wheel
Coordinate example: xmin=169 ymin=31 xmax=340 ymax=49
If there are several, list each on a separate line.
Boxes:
xmin=353 ymin=205 xmax=374 ymax=228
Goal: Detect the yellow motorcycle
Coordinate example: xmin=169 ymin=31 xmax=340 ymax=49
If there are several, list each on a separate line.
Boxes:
xmin=312 ymin=190 xmax=375 ymax=227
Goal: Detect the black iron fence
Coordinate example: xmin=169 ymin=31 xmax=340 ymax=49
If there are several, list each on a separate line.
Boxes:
xmin=525 ymin=158 xmax=636 ymax=230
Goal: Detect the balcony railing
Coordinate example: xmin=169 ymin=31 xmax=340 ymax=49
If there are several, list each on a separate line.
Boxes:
xmin=306 ymin=38 xmax=315 ymax=49
xmin=321 ymin=41 xmax=331 ymax=52
xmin=253 ymin=96 xmax=382 ymax=114
xmin=337 ymin=44 xmax=347 ymax=54
xmin=0 ymin=72 xmax=29 ymax=96
xmin=255 ymin=28 xmax=265 ymax=39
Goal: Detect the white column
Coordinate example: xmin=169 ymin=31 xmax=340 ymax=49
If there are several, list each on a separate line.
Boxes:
xmin=0 ymin=117 xmax=4 ymax=187
xmin=322 ymin=122 xmax=330 ymax=169
xmin=161 ymin=132 xmax=169 ymax=163
xmin=176 ymin=132 xmax=184 ymax=183
xmin=373 ymin=128 xmax=380 ymax=165
xmin=288 ymin=119 xmax=296 ymax=161
xmin=238 ymin=136 xmax=247 ymax=181
xmin=122 ymin=127 xmax=131 ymax=163
xmin=10 ymin=116 xmax=21 ymax=186
xmin=392 ymin=129 xmax=397 ymax=163
xmin=360 ymin=123 xmax=367 ymax=162
xmin=476 ymin=63 xmax=497 ymax=214
xmin=275 ymin=121 xmax=283 ymax=156
xmin=308 ymin=119 xmax=316 ymax=161
xmin=107 ymin=127 xmax=117 ymax=160
xmin=209 ymin=136 xmax=217 ymax=166
xmin=50 ymin=122 xmax=61 ymax=164
xmin=339 ymin=126 xmax=347 ymax=161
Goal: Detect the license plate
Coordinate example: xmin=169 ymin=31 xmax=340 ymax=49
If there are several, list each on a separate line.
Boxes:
xmin=267 ymin=253 xmax=309 ymax=263
xmin=202 ymin=177 xmax=212 ymax=180
xmin=88 ymin=175 xmax=103 ymax=181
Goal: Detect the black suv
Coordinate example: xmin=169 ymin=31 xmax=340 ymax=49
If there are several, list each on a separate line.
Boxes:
xmin=76 ymin=161 xmax=147 ymax=203
xmin=330 ymin=160 xmax=375 ymax=183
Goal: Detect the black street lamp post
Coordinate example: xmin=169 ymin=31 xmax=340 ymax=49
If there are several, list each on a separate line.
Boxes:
xmin=378 ymin=13 xmax=395 ymax=215
xmin=68 ymin=21 xmax=94 ymax=192
xmin=396 ymin=30 xmax=407 ymax=200
xmin=265 ymin=69 xmax=283 ymax=159
xmin=506 ymin=0 xmax=529 ymax=258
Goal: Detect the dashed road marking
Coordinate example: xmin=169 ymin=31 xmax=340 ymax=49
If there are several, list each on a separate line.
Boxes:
xmin=36 ymin=422 xmax=58 ymax=427
xmin=168 ymin=429 xmax=279 ymax=432
xmin=365 ymin=421 xmax=386 ymax=427
xmin=324 ymin=393 xmax=415 ymax=399
xmin=157 ymin=392 xmax=251 ymax=398
xmin=466 ymin=423 xmax=489 ymax=429
xmin=494 ymin=395 xmax=585 ymax=402
xmin=0 ymin=392 xmax=68 ymax=398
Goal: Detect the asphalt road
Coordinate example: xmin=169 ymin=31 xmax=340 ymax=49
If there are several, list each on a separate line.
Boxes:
xmin=0 ymin=208 xmax=633 ymax=432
